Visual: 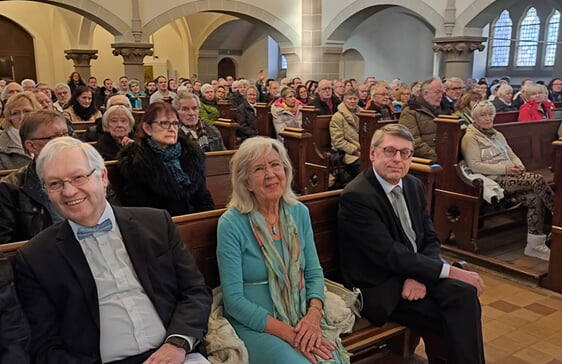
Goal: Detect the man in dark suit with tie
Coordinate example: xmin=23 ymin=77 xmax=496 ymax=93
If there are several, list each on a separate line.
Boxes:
xmin=338 ymin=124 xmax=485 ymax=364
xmin=15 ymin=137 xmax=211 ymax=364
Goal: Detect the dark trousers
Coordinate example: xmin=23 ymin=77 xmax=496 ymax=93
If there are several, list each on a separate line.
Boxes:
xmin=364 ymin=278 xmax=484 ymax=364
xmin=107 ymin=349 xmax=155 ymax=364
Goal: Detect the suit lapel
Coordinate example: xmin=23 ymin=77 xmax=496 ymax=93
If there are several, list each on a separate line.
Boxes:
xmin=112 ymin=207 xmax=156 ymax=300
xmin=55 ymin=222 xmax=100 ymax=328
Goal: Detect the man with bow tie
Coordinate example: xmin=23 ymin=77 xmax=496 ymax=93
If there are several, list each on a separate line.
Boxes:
xmin=15 ymin=137 xmax=211 ymax=364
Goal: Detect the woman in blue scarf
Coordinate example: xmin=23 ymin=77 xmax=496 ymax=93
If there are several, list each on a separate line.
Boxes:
xmin=117 ymin=101 xmax=214 ymax=216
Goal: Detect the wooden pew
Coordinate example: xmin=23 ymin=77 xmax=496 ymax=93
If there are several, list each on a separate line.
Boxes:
xmin=255 ymin=102 xmax=275 ymax=139
xmin=541 ymin=139 xmax=562 ymax=294
xmin=433 ymin=116 xmax=561 ymax=252
xmin=493 ymin=111 xmax=519 ymax=124
xmin=71 ymin=121 xmax=96 ymax=131
xmin=0 ymin=191 xmax=413 ymax=362
xmin=213 ymin=118 xmax=239 ymax=150
xmin=217 ymin=100 xmax=237 ymax=120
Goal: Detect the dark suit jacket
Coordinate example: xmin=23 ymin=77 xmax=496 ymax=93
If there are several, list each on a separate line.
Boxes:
xmin=15 ymin=206 xmax=212 ymax=364
xmin=338 ymin=168 xmax=444 ymax=325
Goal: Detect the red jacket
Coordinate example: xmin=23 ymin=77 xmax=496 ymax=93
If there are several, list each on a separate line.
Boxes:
xmin=518 ymin=100 xmax=553 ymax=121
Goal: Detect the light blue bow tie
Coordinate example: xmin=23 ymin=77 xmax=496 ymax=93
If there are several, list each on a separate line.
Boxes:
xmin=76 ymin=219 xmax=113 ymax=240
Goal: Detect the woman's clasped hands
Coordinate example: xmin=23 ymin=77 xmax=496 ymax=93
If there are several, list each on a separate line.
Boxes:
xmin=293 ymin=306 xmax=335 ymax=363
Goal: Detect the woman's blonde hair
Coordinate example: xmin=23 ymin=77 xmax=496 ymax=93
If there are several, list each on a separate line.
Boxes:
xmin=228 ymin=136 xmax=297 ymax=213
xmin=3 ymin=91 xmax=41 ymax=129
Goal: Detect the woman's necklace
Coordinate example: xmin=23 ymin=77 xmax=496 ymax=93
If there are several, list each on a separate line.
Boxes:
xmin=264 ymin=214 xmax=279 ymax=235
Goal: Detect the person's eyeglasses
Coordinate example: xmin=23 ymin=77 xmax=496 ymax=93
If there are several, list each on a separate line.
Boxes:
xmin=43 ymin=169 xmax=97 ymax=193
xmin=450 ymin=87 xmax=463 ymax=91
xmin=30 ymin=131 xmax=69 ymax=141
xmin=151 ymin=120 xmax=180 ymax=129
xmin=379 ymin=146 xmax=414 ymax=160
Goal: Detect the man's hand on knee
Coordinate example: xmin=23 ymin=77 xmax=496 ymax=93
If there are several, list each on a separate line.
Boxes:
xmin=449 ymin=266 xmax=485 ymax=296
xmin=401 ymin=278 xmax=427 ymax=301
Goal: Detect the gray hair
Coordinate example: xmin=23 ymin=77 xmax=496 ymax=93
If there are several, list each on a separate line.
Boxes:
xmin=1 ymin=82 xmax=23 ymax=101
xmin=280 ymin=86 xmax=296 ymax=99
xmin=106 ymin=94 xmax=132 ymax=110
xmin=420 ymin=78 xmax=442 ymax=94
xmin=3 ymin=91 xmax=41 ymax=129
xmin=238 ymin=79 xmax=250 ymax=88
xmin=228 ymin=136 xmax=297 ymax=213
xmin=200 ymin=83 xmax=214 ymax=94
xmin=444 ymin=77 xmax=464 ymax=89
xmin=497 ymin=84 xmax=513 ymax=97
xmin=53 ymin=83 xmax=70 ymax=92
xmin=371 ymin=124 xmax=414 ymax=148
xmin=174 ymin=92 xmax=200 ymax=108
xmin=471 ymin=100 xmax=496 ymax=121
xmin=36 ymin=136 xmax=105 ymax=183
xmin=21 ymin=79 xmax=36 ymax=88
xmin=101 ymin=105 xmax=135 ymax=132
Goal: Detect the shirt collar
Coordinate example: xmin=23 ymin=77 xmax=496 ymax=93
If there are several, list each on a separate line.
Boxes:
xmin=373 ymin=167 xmax=402 ymax=196
xmin=69 ymin=200 xmax=116 ymax=240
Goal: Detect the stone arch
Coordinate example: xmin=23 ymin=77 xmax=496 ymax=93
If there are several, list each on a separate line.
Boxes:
xmin=143 ymin=1 xmax=298 ymax=48
xmin=324 ymin=0 xmax=441 ymax=43
xmin=457 ymin=0 xmax=524 ymax=31
xmin=5 ymin=0 xmax=130 ymax=37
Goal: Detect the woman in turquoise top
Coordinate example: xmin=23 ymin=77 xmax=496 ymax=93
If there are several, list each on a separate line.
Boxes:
xmin=217 ymin=137 xmax=349 ymax=364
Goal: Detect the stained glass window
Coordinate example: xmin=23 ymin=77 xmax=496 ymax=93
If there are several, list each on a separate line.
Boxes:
xmin=490 ymin=10 xmax=512 ymax=67
xmin=516 ymin=7 xmax=540 ymax=67
xmin=544 ymin=10 xmax=560 ymax=66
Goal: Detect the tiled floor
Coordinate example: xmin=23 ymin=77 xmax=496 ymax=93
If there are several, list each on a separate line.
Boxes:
xmin=412 ymin=269 xmax=562 ymax=364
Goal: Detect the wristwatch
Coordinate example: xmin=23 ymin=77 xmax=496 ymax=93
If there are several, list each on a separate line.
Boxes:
xmin=165 ymin=336 xmax=190 ymax=353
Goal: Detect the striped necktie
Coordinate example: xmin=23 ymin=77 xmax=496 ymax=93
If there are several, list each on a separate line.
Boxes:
xmin=390 ymin=186 xmax=417 ymax=252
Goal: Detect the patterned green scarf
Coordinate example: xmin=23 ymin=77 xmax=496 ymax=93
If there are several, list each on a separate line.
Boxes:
xmin=248 ymin=201 xmax=350 ymax=363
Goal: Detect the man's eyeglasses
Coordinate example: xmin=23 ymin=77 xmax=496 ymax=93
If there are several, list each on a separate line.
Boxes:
xmin=150 ymin=120 xmax=180 ymax=129
xmin=378 ymin=147 xmax=414 ymax=160
xmin=30 ymin=131 xmax=69 ymax=141
xmin=450 ymin=87 xmax=463 ymax=91
xmin=43 ymin=169 xmax=97 ymax=193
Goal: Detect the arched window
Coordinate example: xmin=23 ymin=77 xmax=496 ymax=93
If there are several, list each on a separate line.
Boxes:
xmin=490 ymin=10 xmax=512 ymax=67
xmin=544 ymin=10 xmax=560 ymax=67
xmin=516 ymin=7 xmax=540 ymax=67
xmin=280 ymin=55 xmax=287 ymax=70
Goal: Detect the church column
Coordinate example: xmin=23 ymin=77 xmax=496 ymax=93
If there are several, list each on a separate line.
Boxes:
xmin=111 ymin=43 xmax=153 ymax=86
xmin=64 ymin=49 xmax=98 ymax=79
xmin=432 ymin=36 xmax=486 ymax=79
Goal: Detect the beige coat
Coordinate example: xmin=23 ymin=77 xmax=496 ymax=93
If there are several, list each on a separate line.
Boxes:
xmin=461 ymin=124 xmax=523 ymax=178
xmin=329 ymin=102 xmax=361 ymax=165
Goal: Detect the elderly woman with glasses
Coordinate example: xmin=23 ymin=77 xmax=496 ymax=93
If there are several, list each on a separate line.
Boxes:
xmin=461 ymin=101 xmax=553 ymax=261
xmin=117 ymin=101 xmax=215 ymax=216
xmin=217 ymin=137 xmax=350 ymax=364
xmin=0 ymin=92 xmax=41 ymax=169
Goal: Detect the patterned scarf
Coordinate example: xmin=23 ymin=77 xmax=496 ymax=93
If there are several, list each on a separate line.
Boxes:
xmin=183 ymin=121 xmax=210 ymax=152
xmin=145 ymin=137 xmax=191 ymax=187
xmin=248 ymin=202 xmax=350 ymax=363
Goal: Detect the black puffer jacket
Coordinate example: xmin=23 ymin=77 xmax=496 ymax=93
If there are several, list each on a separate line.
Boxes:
xmin=0 ymin=162 xmax=62 ymax=244
xmin=117 ymin=137 xmax=215 ymax=216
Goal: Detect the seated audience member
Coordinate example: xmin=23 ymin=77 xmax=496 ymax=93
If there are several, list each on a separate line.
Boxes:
xmin=215 ymin=85 xmax=226 ymax=100
xmin=306 ymin=80 xmax=318 ymax=100
xmin=117 ymin=76 xmax=129 ymax=95
xmin=518 ymin=84 xmax=553 ymax=121
xmin=368 ymin=84 xmax=396 ymax=119
xmin=271 ymin=87 xmax=303 ymax=139
xmin=82 ymin=94 xmax=131 ymax=143
xmin=31 ymin=88 xmax=55 ymax=111
xmin=87 ymin=76 xmax=99 ymax=97
xmin=94 ymin=105 xmax=135 ymax=160
xmin=333 ymin=80 xmax=345 ymax=102
xmin=462 ymin=101 xmax=553 ymax=260
xmin=63 ymin=86 xmax=102 ymax=123
xmin=168 ymin=78 xmax=178 ymax=93
xmin=228 ymin=80 xmax=241 ymax=105
xmin=264 ymin=80 xmax=280 ymax=106
xmin=338 ymin=123 xmax=485 ymax=364
xmin=440 ymin=77 xmax=464 ymax=115
xmin=52 ymin=83 xmax=71 ymax=112
xmin=453 ymin=91 xmax=483 ymax=126
xmin=329 ymin=88 xmax=362 ymax=178
xmin=118 ymin=101 xmax=214 ymax=216
xmin=392 ymin=86 xmax=412 ymax=113
xmin=1 ymin=82 xmax=23 ymax=103
xmin=150 ymin=75 xmax=177 ymax=104
xmin=0 ymin=110 xmax=68 ymax=244
xmin=308 ymin=79 xmax=340 ymax=115
xmin=198 ymin=83 xmax=219 ymax=125
xmin=235 ymin=86 xmax=259 ymax=142
xmin=547 ymin=78 xmax=562 ymax=102
xmin=174 ymin=92 xmax=226 ymax=152
xmin=357 ymin=83 xmax=369 ymax=108
xmin=295 ymin=85 xmax=309 ymax=105
xmin=492 ymin=84 xmax=518 ymax=112
xmin=193 ymin=80 xmax=202 ymax=97
xmin=512 ymin=80 xmax=532 ymax=109
xmin=67 ymin=71 xmax=86 ymax=94
xmin=217 ymin=137 xmax=350 ymax=364
xmin=399 ymin=78 xmax=443 ymax=161
xmin=21 ymin=79 xmax=36 ymax=92
xmin=0 ymin=92 xmax=41 ymax=169
xmin=0 ymin=252 xmax=30 ymax=362
xmin=16 ymin=136 xmax=212 ymax=364
xmin=145 ymin=80 xmax=156 ymax=97
xmin=476 ymin=80 xmax=489 ymax=100
xmin=126 ymin=78 xmax=145 ymax=109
